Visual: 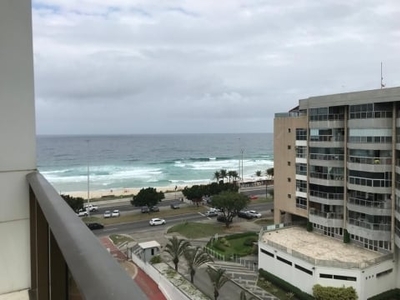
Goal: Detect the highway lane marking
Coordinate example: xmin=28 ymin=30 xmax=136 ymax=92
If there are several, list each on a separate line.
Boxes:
xmin=103 ymin=228 xmax=118 ymax=232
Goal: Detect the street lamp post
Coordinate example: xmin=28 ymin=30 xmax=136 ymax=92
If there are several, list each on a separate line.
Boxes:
xmin=86 ymin=139 xmax=90 ymax=216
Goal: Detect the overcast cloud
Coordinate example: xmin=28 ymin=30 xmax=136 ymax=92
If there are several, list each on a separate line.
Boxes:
xmin=32 ymin=0 xmax=400 ymax=135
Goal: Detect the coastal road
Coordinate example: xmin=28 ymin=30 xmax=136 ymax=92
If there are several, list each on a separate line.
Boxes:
xmin=95 ymin=186 xmax=271 ymax=214
xmin=92 ymin=202 xmax=273 ymax=237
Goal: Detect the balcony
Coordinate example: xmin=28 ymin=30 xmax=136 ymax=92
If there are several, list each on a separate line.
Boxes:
xmin=347 ymin=197 xmax=392 ymax=216
xmin=27 ymin=172 xmax=147 ymax=299
xmin=347 ymin=218 xmax=391 ymax=241
xmin=309 ymin=191 xmax=344 ymax=205
xmin=309 ymin=173 xmax=344 ymax=187
xmin=308 ymin=209 xmax=343 ymax=228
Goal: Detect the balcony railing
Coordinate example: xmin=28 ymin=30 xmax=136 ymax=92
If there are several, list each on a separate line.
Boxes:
xmin=309 ymin=190 xmax=343 ymax=200
xmin=309 ymin=209 xmax=343 ymax=220
xmin=27 ymin=172 xmax=147 ymax=300
xmin=348 ymin=197 xmax=392 ymax=209
xmin=349 ymin=156 xmax=392 ymax=165
xmin=348 ymin=218 xmax=391 ymax=231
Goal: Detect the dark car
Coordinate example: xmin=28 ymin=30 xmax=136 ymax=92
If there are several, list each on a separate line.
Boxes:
xmin=238 ymin=210 xmax=253 ymax=219
xmin=170 ymin=203 xmax=180 ymax=209
xmin=150 ymin=206 xmax=160 ymax=212
xmin=86 ymin=223 xmax=104 ymax=230
xmin=141 ymin=206 xmax=150 ymax=213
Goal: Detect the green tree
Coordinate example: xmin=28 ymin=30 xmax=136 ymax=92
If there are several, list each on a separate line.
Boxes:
xmin=206 ymin=267 xmax=229 ymax=300
xmin=184 ymin=247 xmax=213 ymax=283
xmin=164 ymin=236 xmax=191 ymax=272
xmin=220 ymin=169 xmax=228 ymax=183
xmin=182 ymin=185 xmax=205 ymax=206
xmin=255 ymin=170 xmax=262 ymax=177
xmin=213 ymin=171 xmax=221 ymax=182
xmin=229 ymin=170 xmax=240 ymax=183
xmin=211 ymin=191 xmax=250 ymax=227
xmin=61 ymin=194 xmax=84 ymax=212
xmin=131 ymin=187 xmax=164 ymax=207
xmin=266 ymin=167 xmax=274 ymax=179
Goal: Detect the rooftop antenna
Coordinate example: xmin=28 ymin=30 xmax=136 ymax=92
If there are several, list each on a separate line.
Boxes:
xmin=381 ymin=62 xmax=385 ymax=89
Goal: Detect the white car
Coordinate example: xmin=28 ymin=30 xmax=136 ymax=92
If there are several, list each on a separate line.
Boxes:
xmin=149 ymin=218 xmax=166 ymax=226
xmin=103 ymin=210 xmax=111 ymax=218
xmin=77 ymin=209 xmax=88 ymax=217
xmin=111 ymin=210 xmax=120 ymax=217
xmin=247 ymin=210 xmax=262 ymax=218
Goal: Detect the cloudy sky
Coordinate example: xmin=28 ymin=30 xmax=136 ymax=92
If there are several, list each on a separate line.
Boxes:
xmin=32 ymin=0 xmax=400 ymax=135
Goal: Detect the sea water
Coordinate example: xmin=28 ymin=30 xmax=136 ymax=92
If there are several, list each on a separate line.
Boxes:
xmin=37 ymin=133 xmax=273 ymax=193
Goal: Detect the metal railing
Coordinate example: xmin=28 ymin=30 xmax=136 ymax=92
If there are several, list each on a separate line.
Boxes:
xmin=27 ymin=172 xmax=147 ymax=300
xmin=309 ymin=190 xmax=344 ymax=200
xmin=309 ymin=209 xmax=343 ymax=220
xmin=347 ymin=218 xmax=391 ymax=231
xmin=348 ymin=197 xmax=392 ymax=209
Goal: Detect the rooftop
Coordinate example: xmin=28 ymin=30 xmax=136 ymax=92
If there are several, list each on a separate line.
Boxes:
xmin=139 ymin=241 xmax=161 ymax=249
xmin=261 ymin=226 xmax=383 ymax=266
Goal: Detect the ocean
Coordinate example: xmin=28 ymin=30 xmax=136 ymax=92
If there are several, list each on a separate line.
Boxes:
xmin=37 ymin=133 xmax=273 ymax=194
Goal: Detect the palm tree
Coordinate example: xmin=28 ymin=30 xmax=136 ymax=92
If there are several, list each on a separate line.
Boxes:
xmin=255 ymin=170 xmax=262 ymax=177
xmin=266 ymin=167 xmax=274 ymax=179
xmin=164 ymin=236 xmax=191 ymax=272
xmin=239 ymin=290 xmax=257 ymax=300
xmin=206 ymin=267 xmax=229 ymax=300
xmin=184 ymin=247 xmax=214 ymax=283
xmin=220 ymin=169 xmax=228 ymax=183
xmin=213 ymin=171 xmax=221 ymax=182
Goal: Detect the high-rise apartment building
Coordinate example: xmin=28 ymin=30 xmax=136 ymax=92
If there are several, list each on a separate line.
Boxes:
xmin=259 ymin=87 xmax=400 ymax=298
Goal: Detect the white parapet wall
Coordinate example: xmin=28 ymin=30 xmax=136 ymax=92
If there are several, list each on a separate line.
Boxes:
xmin=130 ymin=254 xmax=209 ymax=300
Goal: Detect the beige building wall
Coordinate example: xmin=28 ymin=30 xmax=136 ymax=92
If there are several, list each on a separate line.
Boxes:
xmin=0 ymin=0 xmax=36 ymax=295
xmin=274 ymin=115 xmax=307 ymax=223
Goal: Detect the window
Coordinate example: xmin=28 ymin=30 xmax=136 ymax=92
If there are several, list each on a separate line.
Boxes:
xmin=277 ymin=256 xmax=292 ymax=266
xmin=288 ymin=128 xmax=291 ymax=133
xmin=288 ymin=194 xmax=291 ymax=199
xmin=261 ymin=249 xmax=274 ymax=257
xmin=288 ymin=145 xmax=291 ymax=150
xmin=287 ymin=161 xmax=291 ymax=166
xmin=376 ymin=269 xmax=393 ymax=278
xmin=288 ymin=178 xmax=291 ymax=182
xmin=295 ymin=264 xmax=313 ymax=275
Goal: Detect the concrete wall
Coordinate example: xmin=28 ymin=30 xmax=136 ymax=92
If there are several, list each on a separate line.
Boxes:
xmin=273 ymin=114 xmax=308 ymax=222
xmin=259 ymin=242 xmax=397 ymax=299
xmin=0 ymin=0 xmax=36 ymax=295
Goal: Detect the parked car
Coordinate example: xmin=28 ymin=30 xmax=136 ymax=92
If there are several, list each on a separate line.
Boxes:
xmin=150 ymin=206 xmax=160 ymax=212
xmin=77 ymin=209 xmax=88 ymax=217
xmin=141 ymin=206 xmax=150 ymax=213
xmin=205 ymin=210 xmax=218 ymax=217
xmin=249 ymin=195 xmax=258 ymax=200
xmin=149 ymin=218 xmax=166 ymax=226
xmin=86 ymin=223 xmax=104 ymax=230
xmin=170 ymin=203 xmax=180 ymax=209
xmin=103 ymin=210 xmax=111 ymax=218
xmin=111 ymin=210 xmax=120 ymax=217
xmin=247 ymin=210 xmax=262 ymax=218
xmin=237 ymin=210 xmax=253 ymax=219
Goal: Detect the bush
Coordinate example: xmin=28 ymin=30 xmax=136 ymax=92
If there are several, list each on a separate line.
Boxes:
xmin=259 ymin=269 xmax=314 ymax=300
xmin=243 ymin=237 xmax=258 ymax=247
xmin=312 ymin=284 xmax=357 ymax=300
xmin=225 ymin=232 xmax=258 ymax=240
xmin=213 ymin=243 xmax=226 ymax=252
xmin=307 ymin=220 xmax=313 ymax=232
xmin=343 ymin=229 xmax=350 ymax=243
xmin=150 ymin=255 xmax=162 ymax=264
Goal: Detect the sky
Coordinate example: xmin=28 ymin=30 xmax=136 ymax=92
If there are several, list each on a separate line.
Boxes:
xmin=32 ymin=0 xmax=400 ymax=135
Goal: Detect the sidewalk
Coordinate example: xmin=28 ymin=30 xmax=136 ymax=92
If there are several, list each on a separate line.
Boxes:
xmin=100 ymin=237 xmax=167 ymax=300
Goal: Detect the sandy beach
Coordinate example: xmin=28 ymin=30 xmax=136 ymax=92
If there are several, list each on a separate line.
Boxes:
xmin=65 ymin=184 xmax=186 ymax=200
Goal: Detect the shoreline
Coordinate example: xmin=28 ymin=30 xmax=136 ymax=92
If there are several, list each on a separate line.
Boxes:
xmin=64 ymin=178 xmax=273 ymax=200
xmin=65 ymin=184 xmax=184 ymax=200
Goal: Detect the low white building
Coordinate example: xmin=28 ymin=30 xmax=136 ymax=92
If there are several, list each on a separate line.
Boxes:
xmin=258 ymin=225 xmax=397 ymax=299
xmin=129 ymin=241 xmax=161 ymax=262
